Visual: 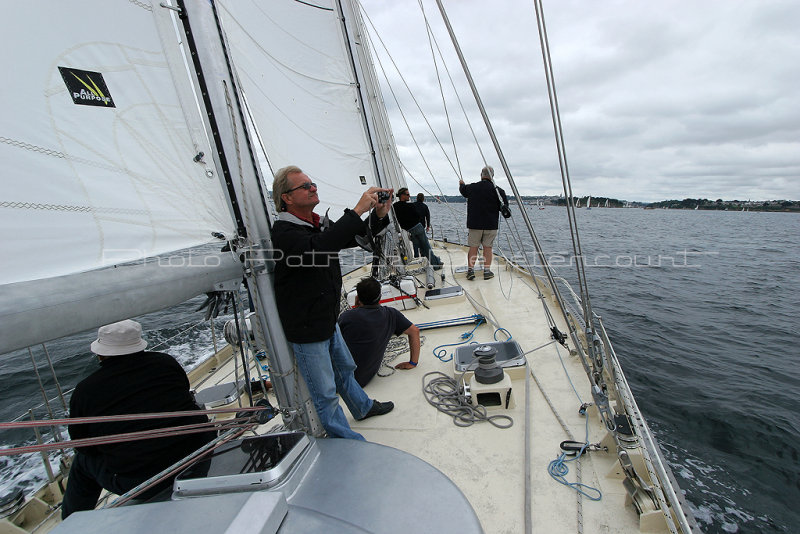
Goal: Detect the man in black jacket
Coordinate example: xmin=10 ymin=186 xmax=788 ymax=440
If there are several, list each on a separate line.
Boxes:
xmin=271 ymin=166 xmax=394 ymax=440
xmin=393 ymin=187 xmax=442 ymax=267
xmin=62 ymin=320 xmax=214 ymax=519
xmin=459 ymin=165 xmax=508 ymax=280
xmin=412 ymin=193 xmax=432 ymax=257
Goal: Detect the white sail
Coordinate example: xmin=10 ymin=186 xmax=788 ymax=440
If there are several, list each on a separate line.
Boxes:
xmin=215 ymin=0 xmax=386 ymax=215
xmin=0 ymin=2 xmax=236 ymax=285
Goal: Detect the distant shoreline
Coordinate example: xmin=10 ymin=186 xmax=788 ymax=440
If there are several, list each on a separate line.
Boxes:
xmin=430 ymin=195 xmax=799 ymax=212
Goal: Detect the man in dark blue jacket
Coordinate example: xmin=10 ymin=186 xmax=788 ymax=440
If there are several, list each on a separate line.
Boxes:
xmin=271 ymin=166 xmax=394 ymax=440
xmin=459 ymin=166 xmax=508 ymax=280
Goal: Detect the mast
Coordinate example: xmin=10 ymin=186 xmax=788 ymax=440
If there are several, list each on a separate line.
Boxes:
xmin=173 ymin=0 xmax=321 ymax=435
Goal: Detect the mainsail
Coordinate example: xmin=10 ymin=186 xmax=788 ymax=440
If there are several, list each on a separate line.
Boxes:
xmin=0 ymin=2 xmax=236 ymax=287
xmin=0 ymin=2 xmax=243 ymax=354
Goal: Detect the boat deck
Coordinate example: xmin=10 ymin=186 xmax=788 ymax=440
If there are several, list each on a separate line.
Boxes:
xmin=338 ymin=242 xmax=642 ymax=533
xmin=184 ymin=240 xmax=673 ymax=533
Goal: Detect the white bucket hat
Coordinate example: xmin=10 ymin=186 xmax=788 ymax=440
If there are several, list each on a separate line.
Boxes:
xmin=90 ymin=320 xmax=148 ymax=356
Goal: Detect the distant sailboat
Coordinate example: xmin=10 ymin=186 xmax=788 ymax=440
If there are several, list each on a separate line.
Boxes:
xmin=586 ymin=195 xmax=592 ymax=210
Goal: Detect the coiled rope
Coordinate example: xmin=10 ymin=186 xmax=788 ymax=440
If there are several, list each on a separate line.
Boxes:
xmin=422 ymin=371 xmax=512 ymax=429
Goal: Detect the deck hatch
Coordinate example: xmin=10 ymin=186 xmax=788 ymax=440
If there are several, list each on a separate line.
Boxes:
xmin=173 ymin=432 xmax=311 ymax=496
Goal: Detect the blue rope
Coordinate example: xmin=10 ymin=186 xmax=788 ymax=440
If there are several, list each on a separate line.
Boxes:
xmin=493 ymin=327 xmax=512 ymax=341
xmin=432 ymin=317 xmax=485 ymax=362
xmin=546 ymin=408 xmax=602 ymax=500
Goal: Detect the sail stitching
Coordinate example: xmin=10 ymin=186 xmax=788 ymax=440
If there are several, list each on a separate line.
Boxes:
xmin=0 ymin=136 xmax=128 ymax=174
xmin=0 ymin=201 xmax=149 ymax=215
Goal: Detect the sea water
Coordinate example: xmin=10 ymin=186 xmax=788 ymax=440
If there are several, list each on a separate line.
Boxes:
xmin=1 ymin=204 xmax=797 ymax=533
xmin=430 ymin=203 xmax=799 ymax=534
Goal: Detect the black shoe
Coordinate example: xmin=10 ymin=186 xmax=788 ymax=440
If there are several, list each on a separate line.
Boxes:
xmin=466 ymin=268 xmax=475 ymax=280
xmin=358 ymin=400 xmax=394 ymax=420
xmin=484 ymin=270 xmax=495 ymax=280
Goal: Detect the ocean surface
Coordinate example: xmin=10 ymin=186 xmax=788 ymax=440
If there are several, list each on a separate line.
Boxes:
xmin=1 ymin=204 xmax=798 ymax=533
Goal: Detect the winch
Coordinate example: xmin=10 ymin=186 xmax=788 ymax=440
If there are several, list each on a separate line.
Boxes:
xmin=466 ymin=345 xmax=515 ymax=410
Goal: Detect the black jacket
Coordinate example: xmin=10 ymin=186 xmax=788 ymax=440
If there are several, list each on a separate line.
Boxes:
xmin=413 ymin=201 xmax=431 ymax=228
xmin=459 ymin=179 xmax=508 ymax=230
xmin=68 ymin=351 xmax=212 ymax=477
xmin=392 ymin=201 xmax=421 ymax=231
xmin=272 ymin=209 xmax=389 ymax=343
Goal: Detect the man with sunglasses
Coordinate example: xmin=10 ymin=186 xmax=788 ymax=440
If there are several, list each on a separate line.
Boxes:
xmin=271 ymin=166 xmax=395 ymax=440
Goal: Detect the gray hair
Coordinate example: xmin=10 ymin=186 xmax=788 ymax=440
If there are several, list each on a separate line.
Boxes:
xmin=273 ymin=165 xmax=303 ymax=212
xmin=480 ymin=165 xmax=494 ymax=180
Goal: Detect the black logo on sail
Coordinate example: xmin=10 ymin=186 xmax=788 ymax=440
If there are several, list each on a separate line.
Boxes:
xmin=58 ymin=67 xmax=115 ymax=108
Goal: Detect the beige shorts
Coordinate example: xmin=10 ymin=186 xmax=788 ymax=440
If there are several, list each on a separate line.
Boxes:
xmin=467 ymin=229 xmax=498 ymax=248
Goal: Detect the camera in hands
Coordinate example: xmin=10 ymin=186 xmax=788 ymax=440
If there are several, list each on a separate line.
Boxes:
xmin=377 ymin=191 xmax=390 ymax=204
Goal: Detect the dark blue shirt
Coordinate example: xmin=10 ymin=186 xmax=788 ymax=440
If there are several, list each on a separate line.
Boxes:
xmin=413 ymin=200 xmax=431 ymax=228
xmin=338 ymin=305 xmax=412 ymax=387
xmin=459 ymin=179 xmax=508 ymax=230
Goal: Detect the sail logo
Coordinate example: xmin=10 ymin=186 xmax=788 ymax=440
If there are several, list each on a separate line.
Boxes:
xmin=58 ymin=67 xmax=115 ymax=108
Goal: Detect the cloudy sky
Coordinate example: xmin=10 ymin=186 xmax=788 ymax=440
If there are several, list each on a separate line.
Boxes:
xmin=358 ymin=0 xmax=800 ymax=203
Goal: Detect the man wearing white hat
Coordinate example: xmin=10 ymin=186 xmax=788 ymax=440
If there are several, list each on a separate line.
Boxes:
xmin=62 ymin=320 xmax=214 ymax=519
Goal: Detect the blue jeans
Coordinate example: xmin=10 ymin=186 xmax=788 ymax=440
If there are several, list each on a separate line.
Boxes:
xmin=408 ymin=223 xmax=442 ymax=266
xmin=291 ymin=325 xmax=373 ymax=440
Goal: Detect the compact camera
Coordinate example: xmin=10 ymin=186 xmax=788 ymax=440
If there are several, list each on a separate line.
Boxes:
xmin=377 ymin=191 xmax=391 ymax=203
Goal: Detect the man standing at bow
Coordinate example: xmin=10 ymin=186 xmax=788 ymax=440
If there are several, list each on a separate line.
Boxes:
xmin=271 ymin=166 xmax=395 ymax=441
xmin=459 ymin=165 xmax=509 ymax=280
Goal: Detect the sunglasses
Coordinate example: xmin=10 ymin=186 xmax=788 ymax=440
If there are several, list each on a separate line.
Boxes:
xmin=285 ymin=182 xmax=317 ymax=194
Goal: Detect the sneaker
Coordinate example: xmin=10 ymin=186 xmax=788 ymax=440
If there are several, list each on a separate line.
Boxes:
xmin=466 ymin=268 xmax=475 ymax=281
xmin=358 ymin=400 xmax=394 ymax=420
xmin=484 ymin=270 xmax=495 ymax=280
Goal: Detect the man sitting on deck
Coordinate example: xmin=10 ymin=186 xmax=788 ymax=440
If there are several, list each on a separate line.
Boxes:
xmin=338 ymin=277 xmax=421 ymax=387
xmin=62 ymin=320 xmax=215 ymax=519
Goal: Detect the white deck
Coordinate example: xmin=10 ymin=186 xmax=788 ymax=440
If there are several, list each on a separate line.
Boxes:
xmin=338 ymin=242 xmax=644 ymax=533
xmin=185 ymin=241 xmax=679 ymax=534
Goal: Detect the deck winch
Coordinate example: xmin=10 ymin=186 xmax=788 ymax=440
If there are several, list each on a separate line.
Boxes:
xmin=466 ymin=345 xmax=515 ymax=410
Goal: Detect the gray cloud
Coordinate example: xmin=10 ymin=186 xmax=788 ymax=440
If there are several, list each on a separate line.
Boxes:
xmin=361 ymin=0 xmax=800 ymax=202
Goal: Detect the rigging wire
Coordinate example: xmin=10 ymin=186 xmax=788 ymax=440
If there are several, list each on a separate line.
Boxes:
xmin=417 ymin=0 xmax=462 ymax=180
xmin=530 ymin=0 xmax=597 ymax=354
xmin=358 ymin=6 xmax=462 ymax=179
